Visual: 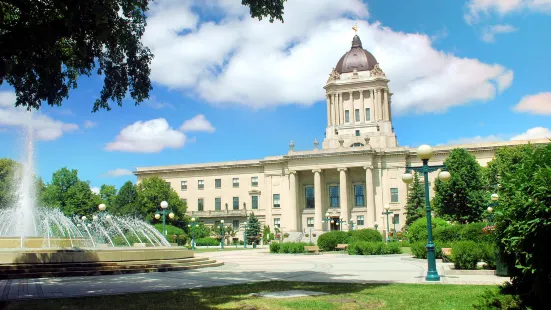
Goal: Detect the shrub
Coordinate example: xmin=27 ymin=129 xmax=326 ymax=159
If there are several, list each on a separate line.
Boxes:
xmin=411 ymin=241 xmax=449 ymax=259
xmin=452 ymin=241 xmax=484 ymax=270
xmin=317 ymin=231 xmax=349 ymax=251
xmin=176 ymin=234 xmax=188 ymax=246
xmin=461 ymin=222 xmax=492 ymax=243
xmin=269 ymin=242 xmax=280 ymax=253
xmin=270 ymin=242 xmax=311 ymax=254
xmin=480 ymin=242 xmax=497 ymax=269
xmin=347 ymin=242 xmax=402 ymax=255
xmin=348 ymin=229 xmax=382 ymax=243
xmin=473 ymin=285 xmax=524 ymax=310
xmin=433 ymin=225 xmax=463 ymax=243
xmin=407 ymin=217 xmax=450 ymax=243
xmin=153 ymin=224 xmax=185 ymax=237
xmin=195 ymin=237 xmax=219 ymax=246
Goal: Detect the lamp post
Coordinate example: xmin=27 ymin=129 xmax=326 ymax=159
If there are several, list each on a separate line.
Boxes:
xmin=401 ymin=144 xmax=452 ymax=282
xmin=243 ymin=223 xmax=248 ymax=248
xmin=189 ymin=217 xmax=197 ymax=250
xmin=219 ymin=220 xmax=225 ymax=250
xmin=374 ymin=222 xmax=378 ymax=231
xmin=392 ymin=214 xmax=397 ymax=242
xmin=383 ymin=205 xmax=392 ymax=243
xmin=488 ymin=193 xmax=498 ymax=226
xmin=349 ymin=218 xmax=354 ymax=231
xmin=155 ymin=201 xmax=174 ymax=236
xmin=324 ymin=212 xmax=331 ymax=231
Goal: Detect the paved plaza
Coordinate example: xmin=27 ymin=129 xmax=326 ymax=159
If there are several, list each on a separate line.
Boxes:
xmin=0 ymin=249 xmax=508 ymax=301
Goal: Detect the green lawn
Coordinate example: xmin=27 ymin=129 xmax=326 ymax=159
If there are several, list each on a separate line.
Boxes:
xmin=1 ymin=281 xmax=497 ymax=310
xmin=193 ymin=247 xmax=261 ymax=253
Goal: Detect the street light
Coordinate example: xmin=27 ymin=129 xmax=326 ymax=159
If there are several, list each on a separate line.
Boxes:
xmin=374 ymin=221 xmax=379 ymax=231
xmin=189 ymin=217 xmax=198 ymax=250
xmin=401 ymin=144 xmax=451 ymax=282
xmin=219 ymin=220 xmax=225 ymax=250
xmin=243 ymin=222 xmax=248 ymax=248
xmin=392 ymin=214 xmax=397 ymax=241
xmin=324 ymin=212 xmax=331 ymax=231
xmin=383 ymin=205 xmax=392 ymax=243
xmin=155 ymin=201 xmax=174 ymax=236
xmin=488 ymin=194 xmax=498 ymax=225
xmin=349 ymin=218 xmax=355 ymax=231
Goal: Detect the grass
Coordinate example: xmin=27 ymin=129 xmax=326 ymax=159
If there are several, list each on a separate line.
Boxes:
xmin=1 ymin=281 xmax=497 ymax=310
xmin=401 ymin=247 xmax=412 ymax=254
xmin=193 ymin=247 xmax=261 ymax=253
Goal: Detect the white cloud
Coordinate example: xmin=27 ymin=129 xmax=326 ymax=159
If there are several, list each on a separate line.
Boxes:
xmin=465 ymin=0 xmax=551 ymax=23
xmin=143 ymin=0 xmax=514 ymax=115
xmin=84 ymin=120 xmax=97 ymax=128
xmin=102 ymin=168 xmax=134 ymax=177
xmin=513 ymin=92 xmax=551 ymax=115
xmin=510 ymin=127 xmax=551 ymax=140
xmin=91 ymin=187 xmax=100 ymax=195
xmin=144 ymin=96 xmax=175 ymax=109
xmin=105 ymin=118 xmax=186 ymax=153
xmin=0 ymin=91 xmax=78 ymax=141
xmin=448 ymin=126 xmax=551 ymax=144
xmin=179 ymin=114 xmax=215 ymax=133
xmin=481 ymin=24 xmax=517 ymax=43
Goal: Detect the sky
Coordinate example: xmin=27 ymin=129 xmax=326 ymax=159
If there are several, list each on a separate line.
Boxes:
xmin=1 ymin=0 xmax=551 ymax=192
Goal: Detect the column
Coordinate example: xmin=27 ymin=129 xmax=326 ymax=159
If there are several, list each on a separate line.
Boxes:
xmin=372 ymin=89 xmax=378 ymax=120
xmin=337 ymin=168 xmax=349 ymax=230
xmin=360 ymin=90 xmax=365 ymax=123
xmin=313 ymin=169 xmax=323 ymax=231
xmin=332 ymin=93 xmax=337 ymax=125
xmin=384 ymin=89 xmax=390 ymax=121
xmin=380 ymin=89 xmax=385 ymax=120
xmin=339 ymin=93 xmax=344 ymax=124
xmin=289 ymin=171 xmax=298 ymax=232
xmin=349 ymin=91 xmax=355 ymax=125
xmin=364 ymin=166 xmax=376 ymax=226
xmin=326 ymin=95 xmax=331 ymax=126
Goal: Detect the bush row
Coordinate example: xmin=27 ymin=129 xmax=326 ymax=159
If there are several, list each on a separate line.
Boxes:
xmin=194 ymin=237 xmax=219 ymax=246
xmin=317 ymin=229 xmax=383 ymax=251
xmin=269 ymin=242 xmax=313 ymax=254
xmin=347 ymin=242 xmax=402 ymax=255
xmin=407 ymin=217 xmax=493 ymax=244
xmin=410 ymin=240 xmax=497 ymax=270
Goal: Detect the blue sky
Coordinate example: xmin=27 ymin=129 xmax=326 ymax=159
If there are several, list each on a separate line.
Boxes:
xmin=1 ymin=0 xmax=550 ymax=192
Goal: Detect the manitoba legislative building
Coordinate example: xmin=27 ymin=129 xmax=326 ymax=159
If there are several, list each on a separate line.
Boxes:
xmin=134 ymin=34 xmax=546 ymax=242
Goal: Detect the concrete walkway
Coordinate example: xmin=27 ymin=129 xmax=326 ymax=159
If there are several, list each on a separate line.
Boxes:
xmin=0 ymin=249 xmax=509 ymax=301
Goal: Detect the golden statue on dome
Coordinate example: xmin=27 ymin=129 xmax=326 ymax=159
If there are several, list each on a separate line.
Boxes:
xmin=352 ymin=23 xmax=358 ymax=34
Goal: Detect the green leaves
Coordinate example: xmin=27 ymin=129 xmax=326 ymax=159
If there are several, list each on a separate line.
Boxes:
xmin=404 ymin=172 xmax=425 ymax=225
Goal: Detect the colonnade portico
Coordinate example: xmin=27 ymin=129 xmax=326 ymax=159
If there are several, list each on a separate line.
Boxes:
xmin=287 ymin=166 xmax=377 ymax=232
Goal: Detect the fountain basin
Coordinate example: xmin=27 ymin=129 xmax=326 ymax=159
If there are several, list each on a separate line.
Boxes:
xmin=0 ymin=247 xmax=193 ymax=264
xmin=0 ymin=237 xmax=90 ymax=249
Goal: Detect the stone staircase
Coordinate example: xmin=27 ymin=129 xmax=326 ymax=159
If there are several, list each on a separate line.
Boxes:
xmin=0 ymin=257 xmax=223 ymax=279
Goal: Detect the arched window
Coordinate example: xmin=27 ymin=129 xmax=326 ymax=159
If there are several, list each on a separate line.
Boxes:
xmin=351 ymin=143 xmax=363 ymax=147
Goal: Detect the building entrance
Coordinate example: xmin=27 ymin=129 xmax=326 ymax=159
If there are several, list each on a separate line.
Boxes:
xmin=330 ymin=216 xmax=341 ymax=231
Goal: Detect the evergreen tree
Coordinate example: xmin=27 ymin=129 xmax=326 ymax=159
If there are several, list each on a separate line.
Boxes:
xmin=404 ymin=172 xmax=425 ymax=226
xmin=433 ymin=148 xmax=486 ymax=224
xmin=246 ymin=212 xmax=262 ymax=245
xmin=114 ymin=181 xmax=138 ymax=217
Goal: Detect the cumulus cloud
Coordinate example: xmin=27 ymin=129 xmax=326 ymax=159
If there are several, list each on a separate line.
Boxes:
xmin=465 ymin=0 xmax=551 ymax=23
xmin=142 ymin=0 xmax=514 ymax=115
xmin=144 ymin=96 xmax=175 ymax=109
xmin=84 ymin=120 xmax=97 ymax=128
xmin=91 ymin=187 xmax=100 ymax=195
xmin=179 ymin=114 xmax=215 ymax=133
xmin=513 ymin=92 xmax=551 ymax=115
xmin=481 ymin=24 xmax=517 ymax=43
xmin=102 ymin=168 xmax=134 ymax=177
xmin=105 ymin=118 xmax=187 ymax=153
xmin=0 ymin=91 xmax=78 ymax=141
xmin=448 ymin=127 xmax=551 ymax=144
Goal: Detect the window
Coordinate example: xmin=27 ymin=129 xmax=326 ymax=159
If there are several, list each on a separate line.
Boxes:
xmin=393 ymin=214 xmax=400 ymax=225
xmin=251 ymin=176 xmax=258 ymax=187
xmin=215 ymin=198 xmax=221 ymax=211
xmin=366 ymin=108 xmax=371 ymax=121
xmin=354 ymin=184 xmax=365 ymax=206
xmin=352 ymin=143 xmax=362 ymax=147
xmin=232 ymin=220 xmax=239 ymax=230
xmin=252 ymin=196 xmax=258 ymax=209
xmin=198 ymin=198 xmax=204 ymax=211
xmin=274 ymin=218 xmax=280 ymax=229
xmin=181 ymin=180 xmax=187 ymax=191
xmin=233 ymin=178 xmax=239 ymax=188
xmin=329 ymin=186 xmax=340 ymax=208
xmin=307 ymin=217 xmax=314 ymax=227
xmin=215 ymin=179 xmax=221 ymax=189
xmin=198 ymin=179 xmax=204 ymax=189
xmin=305 ymin=187 xmax=314 ymax=209
xmin=390 ymin=188 xmax=399 ymax=203
xmin=357 ymin=215 xmax=365 ymax=226
xmin=273 ymin=194 xmax=281 ymax=208
xmin=345 ymin=110 xmax=350 ymax=122
xmin=233 ymin=197 xmax=239 ymax=210
xmin=355 ymin=129 xmax=360 ymax=136
xmin=355 ymin=109 xmax=360 ymax=122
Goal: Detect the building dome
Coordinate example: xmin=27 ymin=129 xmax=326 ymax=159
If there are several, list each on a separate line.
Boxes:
xmin=335 ymin=35 xmax=378 ymax=74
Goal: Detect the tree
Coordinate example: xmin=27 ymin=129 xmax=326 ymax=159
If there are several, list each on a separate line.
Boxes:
xmin=135 ymin=176 xmax=186 ymax=227
xmin=0 ymin=158 xmax=18 ymax=208
xmin=404 ymin=172 xmax=425 ymax=226
xmin=432 ymin=148 xmax=486 ymax=224
xmin=113 ymin=181 xmax=138 ymax=216
xmin=41 ymin=167 xmax=101 ymax=216
xmin=246 ymin=212 xmax=262 ymax=245
xmin=99 ymin=184 xmax=117 ymax=209
xmin=1 ymin=0 xmax=286 ymax=112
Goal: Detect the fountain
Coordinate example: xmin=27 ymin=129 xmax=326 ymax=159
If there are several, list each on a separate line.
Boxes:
xmin=0 ymin=121 xmax=222 ymax=277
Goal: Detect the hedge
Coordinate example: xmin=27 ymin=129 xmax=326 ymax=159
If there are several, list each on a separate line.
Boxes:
xmin=407 ymin=217 xmax=450 ymax=243
xmin=316 ymin=229 xmax=382 ymax=251
xmin=194 ymin=237 xmax=219 ymax=246
xmin=347 ymin=242 xmax=401 ymax=255
xmin=410 ymin=241 xmax=450 ymax=259
xmin=269 ymin=242 xmax=313 ymax=254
